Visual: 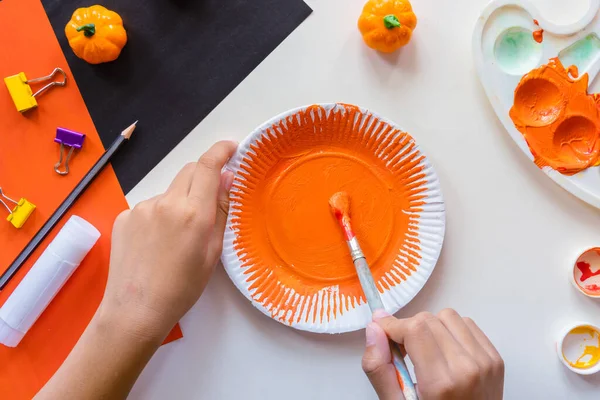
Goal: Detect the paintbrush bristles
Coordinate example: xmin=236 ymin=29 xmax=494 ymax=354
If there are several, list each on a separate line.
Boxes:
xmin=329 ymin=191 xmax=350 ymax=216
xmin=329 ymin=191 xmax=355 ymax=241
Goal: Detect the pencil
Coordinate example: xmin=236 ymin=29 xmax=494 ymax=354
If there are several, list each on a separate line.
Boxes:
xmin=0 ymin=121 xmax=137 ymax=290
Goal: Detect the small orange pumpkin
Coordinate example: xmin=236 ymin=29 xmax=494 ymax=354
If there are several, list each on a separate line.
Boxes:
xmin=65 ymin=5 xmax=127 ymax=64
xmin=358 ymin=0 xmax=417 ymax=53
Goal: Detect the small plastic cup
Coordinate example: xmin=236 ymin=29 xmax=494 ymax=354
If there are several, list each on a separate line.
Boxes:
xmin=556 ymin=322 xmax=600 ymax=375
xmin=571 ymin=248 xmax=600 ymax=298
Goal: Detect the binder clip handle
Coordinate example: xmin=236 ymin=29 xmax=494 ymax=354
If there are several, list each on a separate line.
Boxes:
xmin=27 ymin=68 xmax=67 ymax=99
xmin=0 ymin=187 xmax=18 ymax=215
xmin=54 ymin=146 xmax=75 ymax=175
xmin=54 ymin=128 xmax=85 ymax=176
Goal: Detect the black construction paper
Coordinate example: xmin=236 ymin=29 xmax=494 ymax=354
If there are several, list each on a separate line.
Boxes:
xmin=41 ymin=0 xmax=312 ymax=193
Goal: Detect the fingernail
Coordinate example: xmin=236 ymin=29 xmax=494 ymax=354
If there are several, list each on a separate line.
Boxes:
xmin=372 ymin=309 xmax=391 ymax=321
xmin=223 ymin=171 xmax=235 ymax=191
xmin=366 ymin=322 xmax=378 ymax=347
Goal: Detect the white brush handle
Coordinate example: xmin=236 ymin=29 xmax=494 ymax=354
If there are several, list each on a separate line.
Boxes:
xmin=354 ymin=257 xmax=384 ymax=310
xmin=353 ymin=256 xmax=418 ymax=400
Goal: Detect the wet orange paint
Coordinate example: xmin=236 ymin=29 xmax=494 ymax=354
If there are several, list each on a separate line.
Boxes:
xmin=509 ymin=58 xmax=600 ymax=174
xmin=231 ymin=105 xmax=427 ymax=325
xmin=568 ymin=65 xmax=579 ymax=79
xmin=533 ymin=19 xmax=543 ymax=43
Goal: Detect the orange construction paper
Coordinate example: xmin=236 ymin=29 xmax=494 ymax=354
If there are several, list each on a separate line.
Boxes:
xmin=0 ymin=0 xmax=181 ymax=398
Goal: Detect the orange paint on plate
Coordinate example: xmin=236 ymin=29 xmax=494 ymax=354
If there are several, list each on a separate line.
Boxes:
xmin=509 ymin=58 xmax=600 ymax=174
xmin=230 ymin=105 xmax=427 ymax=325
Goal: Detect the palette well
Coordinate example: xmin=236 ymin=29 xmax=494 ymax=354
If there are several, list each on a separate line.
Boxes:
xmin=221 ymin=103 xmax=445 ymax=333
xmin=473 ymin=0 xmax=600 ymax=208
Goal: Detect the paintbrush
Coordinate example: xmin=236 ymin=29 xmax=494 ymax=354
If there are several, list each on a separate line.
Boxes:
xmin=329 ymin=191 xmax=418 ymax=400
xmin=0 ymin=121 xmax=138 ymax=290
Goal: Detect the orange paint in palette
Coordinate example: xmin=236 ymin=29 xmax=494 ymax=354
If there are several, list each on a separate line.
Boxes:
xmin=230 ymin=105 xmax=429 ymax=325
xmin=510 ymin=58 xmax=600 ymax=174
xmin=568 ymin=65 xmax=580 ymax=79
xmin=532 ymin=19 xmax=543 ymax=43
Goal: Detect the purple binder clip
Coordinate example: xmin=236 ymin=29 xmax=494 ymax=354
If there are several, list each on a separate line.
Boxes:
xmin=54 ymin=127 xmax=85 ymax=175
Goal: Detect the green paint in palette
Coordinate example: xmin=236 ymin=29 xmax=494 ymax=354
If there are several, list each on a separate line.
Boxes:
xmin=559 ymin=34 xmax=600 ymax=74
xmin=494 ymin=27 xmax=542 ymax=75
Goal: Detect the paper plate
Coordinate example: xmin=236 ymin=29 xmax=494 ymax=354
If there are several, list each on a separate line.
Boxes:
xmin=222 ymin=103 xmax=445 ymax=333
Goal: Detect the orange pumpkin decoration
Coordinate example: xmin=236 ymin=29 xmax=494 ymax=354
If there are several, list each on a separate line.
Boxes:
xmin=358 ymin=0 xmax=417 ymax=53
xmin=65 ymin=5 xmax=127 ymax=64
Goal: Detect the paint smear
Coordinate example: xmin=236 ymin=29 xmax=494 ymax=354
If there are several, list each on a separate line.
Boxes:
xmin=577 ymin=261 xmax=600 ymax=281
xmin=230 ymin=105 xmax=427 ymax=325
xmin=509 ymin=57 xmax=600 ymax=174
xmin=533 ymin=19 xmax=543 ymax=43
xmin=573 ymin=248 xmax=600 ymax=296
xmin=563 ymin=326 xmax=600 ymax=369
xmin=494 ymin=26 xmax=542 ymax=75
xmin=568 ymin=65 xmax=579 ymax=79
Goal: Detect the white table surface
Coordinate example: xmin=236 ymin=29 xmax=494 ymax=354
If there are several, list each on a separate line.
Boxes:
xmin=126 ymin=0 xmax=600 ymax=398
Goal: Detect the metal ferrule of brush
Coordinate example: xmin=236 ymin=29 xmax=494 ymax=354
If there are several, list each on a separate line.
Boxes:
xmin=346 ymin=237 xmax=364 ymax=261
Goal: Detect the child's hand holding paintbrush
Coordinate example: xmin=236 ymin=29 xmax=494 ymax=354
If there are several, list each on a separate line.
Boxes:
xmin=363 ymin=310 xmax=505 ymax=400
xmin=329 ymin=192 xmax=505 ymax=400
xmin=329 ymin=192 xmax=418 ymax=399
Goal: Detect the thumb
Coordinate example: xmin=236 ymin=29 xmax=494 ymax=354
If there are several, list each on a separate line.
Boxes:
xmin=362 ymin=322 xmax=404 ymax=400
xmin=211 ymin=170 xmax=234 ymax=251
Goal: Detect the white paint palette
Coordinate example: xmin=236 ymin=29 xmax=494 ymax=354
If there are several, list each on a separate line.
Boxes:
xmin=473 ymin=0 xmax=600 ymax=208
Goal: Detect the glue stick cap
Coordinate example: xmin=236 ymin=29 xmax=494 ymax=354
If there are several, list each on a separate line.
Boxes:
xmin=48 ymin=216 xmax=100 ymax=265
xmin=0 ymin=318 xmax=21 ymax=347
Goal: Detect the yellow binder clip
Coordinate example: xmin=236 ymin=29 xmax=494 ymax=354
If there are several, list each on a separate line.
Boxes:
xmin=4 ymin=68 xmax=67 ymax=113
xmin=0 ymin=188 xmax=36 ymax=229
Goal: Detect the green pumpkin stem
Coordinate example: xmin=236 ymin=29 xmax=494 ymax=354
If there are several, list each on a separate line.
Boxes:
xmin=76 ymin=23 xmax=96 ymax=37
xmin=383 ymin=15 xmax=401 ymax=29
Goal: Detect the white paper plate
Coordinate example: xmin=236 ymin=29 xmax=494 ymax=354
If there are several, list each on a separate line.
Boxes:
xmin=221 ymin=103 xmax=445 ymax=333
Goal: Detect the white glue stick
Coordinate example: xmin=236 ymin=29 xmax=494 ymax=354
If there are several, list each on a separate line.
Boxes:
xmin=0 ymin=215 xmax=100 ymax=347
